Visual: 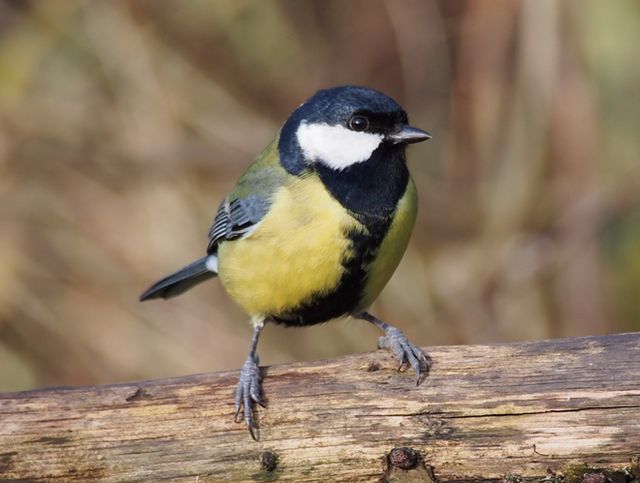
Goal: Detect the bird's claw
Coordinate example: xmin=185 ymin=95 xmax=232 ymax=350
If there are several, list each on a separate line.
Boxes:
xmin=378 ymin=327 xmax=430 ymax=386
xmin=234 ymin=353 xmax=264 ymax=440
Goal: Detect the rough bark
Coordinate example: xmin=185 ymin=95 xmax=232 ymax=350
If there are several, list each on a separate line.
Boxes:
xmin=1 ymin=332 xmax=640 ymax=482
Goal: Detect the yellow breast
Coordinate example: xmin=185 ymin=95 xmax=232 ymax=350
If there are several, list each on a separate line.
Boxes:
xmin=217 ymin=174 xmax=363 ymax=318
xmin=357 ymin=177 xmax=417 ymax=311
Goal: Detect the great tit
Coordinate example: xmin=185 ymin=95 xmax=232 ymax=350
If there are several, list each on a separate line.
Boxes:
xmin=140 ymin=85 xmax=431 ymax=440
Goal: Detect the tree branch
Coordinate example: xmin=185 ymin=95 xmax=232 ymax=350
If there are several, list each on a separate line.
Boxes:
xmin=1 ymin=332 xmax=640 ymax=482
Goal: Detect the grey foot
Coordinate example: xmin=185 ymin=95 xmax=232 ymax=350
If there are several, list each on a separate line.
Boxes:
xmin=378 ymin=327 xmax=430 ymax=386
xmin=234 ymin=354 xmax=265 ymax=440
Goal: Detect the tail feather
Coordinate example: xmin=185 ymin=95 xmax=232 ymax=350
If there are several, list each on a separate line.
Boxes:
xmin=140 ymin=256 xmax=217 ymax=301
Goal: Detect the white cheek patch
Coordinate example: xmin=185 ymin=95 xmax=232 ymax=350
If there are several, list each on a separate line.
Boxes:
xmin=296 ymin=122 xmax=383 ymax=170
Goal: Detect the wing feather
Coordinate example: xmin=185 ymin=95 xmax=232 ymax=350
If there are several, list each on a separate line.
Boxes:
xmin=207 ymin=195 xmax=269 ymax=253
xmin=205 ymin=136 xmax=289 ymax=254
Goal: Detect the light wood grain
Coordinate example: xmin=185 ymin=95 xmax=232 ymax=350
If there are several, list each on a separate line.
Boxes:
xmin=1 ymin=333 xmax=640 ymax=482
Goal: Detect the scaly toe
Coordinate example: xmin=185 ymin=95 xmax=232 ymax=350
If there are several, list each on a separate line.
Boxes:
xmin=235 ymin=355 xmax=263 ymax=440
xmin=378 ymin=327 xmax=429 ymax=385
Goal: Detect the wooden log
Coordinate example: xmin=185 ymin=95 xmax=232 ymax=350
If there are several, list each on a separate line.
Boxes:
xmin=1 ymin=332 xmax=640 ymax=482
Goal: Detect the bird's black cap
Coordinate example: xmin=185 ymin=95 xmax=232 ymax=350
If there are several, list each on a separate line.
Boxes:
xmin=279 ymin=85 xmax=427 ymax=174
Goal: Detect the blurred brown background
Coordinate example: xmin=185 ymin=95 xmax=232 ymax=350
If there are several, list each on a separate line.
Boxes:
xmin=1 ymin=0 xmax=639 ymax=391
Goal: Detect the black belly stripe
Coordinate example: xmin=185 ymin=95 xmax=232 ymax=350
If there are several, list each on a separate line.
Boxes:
xmin=272 ymin=219 xmax=389 ymax=326
xmin=271 ymin=144 xmax=409 ymax=327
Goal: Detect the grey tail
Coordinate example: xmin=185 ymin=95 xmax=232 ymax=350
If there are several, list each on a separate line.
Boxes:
xmin=139 ymin=256 xmax=216 ymax=301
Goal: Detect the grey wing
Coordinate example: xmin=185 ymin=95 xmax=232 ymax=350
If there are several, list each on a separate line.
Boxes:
xmin=207 ymin=194 xmax=269 ymax=253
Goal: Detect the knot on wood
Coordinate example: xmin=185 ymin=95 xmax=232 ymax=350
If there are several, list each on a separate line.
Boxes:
xmin=260 ymin=451 xmax=278 ymax=472
xmin=366 ymin=362 xmax=381 ymax=372
xmin=125 ymin=387 xmax=152 ymax=402
xmin=581 ymin=473 xmax=608 ymax=483
xmin=388 ymin=447 xmax=419 ymax=470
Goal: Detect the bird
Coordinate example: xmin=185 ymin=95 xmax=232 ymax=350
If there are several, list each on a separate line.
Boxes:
xmin=140 ymin=85 xmax=431 ymax=440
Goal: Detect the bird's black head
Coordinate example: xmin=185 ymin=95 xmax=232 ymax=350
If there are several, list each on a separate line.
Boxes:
xmin=278 ymin=85 xmax=430 ymax=175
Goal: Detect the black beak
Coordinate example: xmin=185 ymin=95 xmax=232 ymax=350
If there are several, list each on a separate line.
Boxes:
xmin=387 ymin=125 xmax=431 ymax=145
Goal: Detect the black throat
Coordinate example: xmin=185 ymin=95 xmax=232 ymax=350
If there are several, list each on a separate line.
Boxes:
xmin=314 ymin=144 xmax=409 ymax=225
xmin=270 ymin=142 xmax=411 ymax=328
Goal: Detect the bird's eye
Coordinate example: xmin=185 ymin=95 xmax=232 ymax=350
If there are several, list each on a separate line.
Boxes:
xmin=348 ymin=115 xmax=369 ymax=132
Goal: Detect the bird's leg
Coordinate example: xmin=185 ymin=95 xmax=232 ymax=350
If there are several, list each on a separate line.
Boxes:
xmin=355 ymin=311 xmax=430 ymax=386
xmin=235 ymin=317 xmax=266 ymax=440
